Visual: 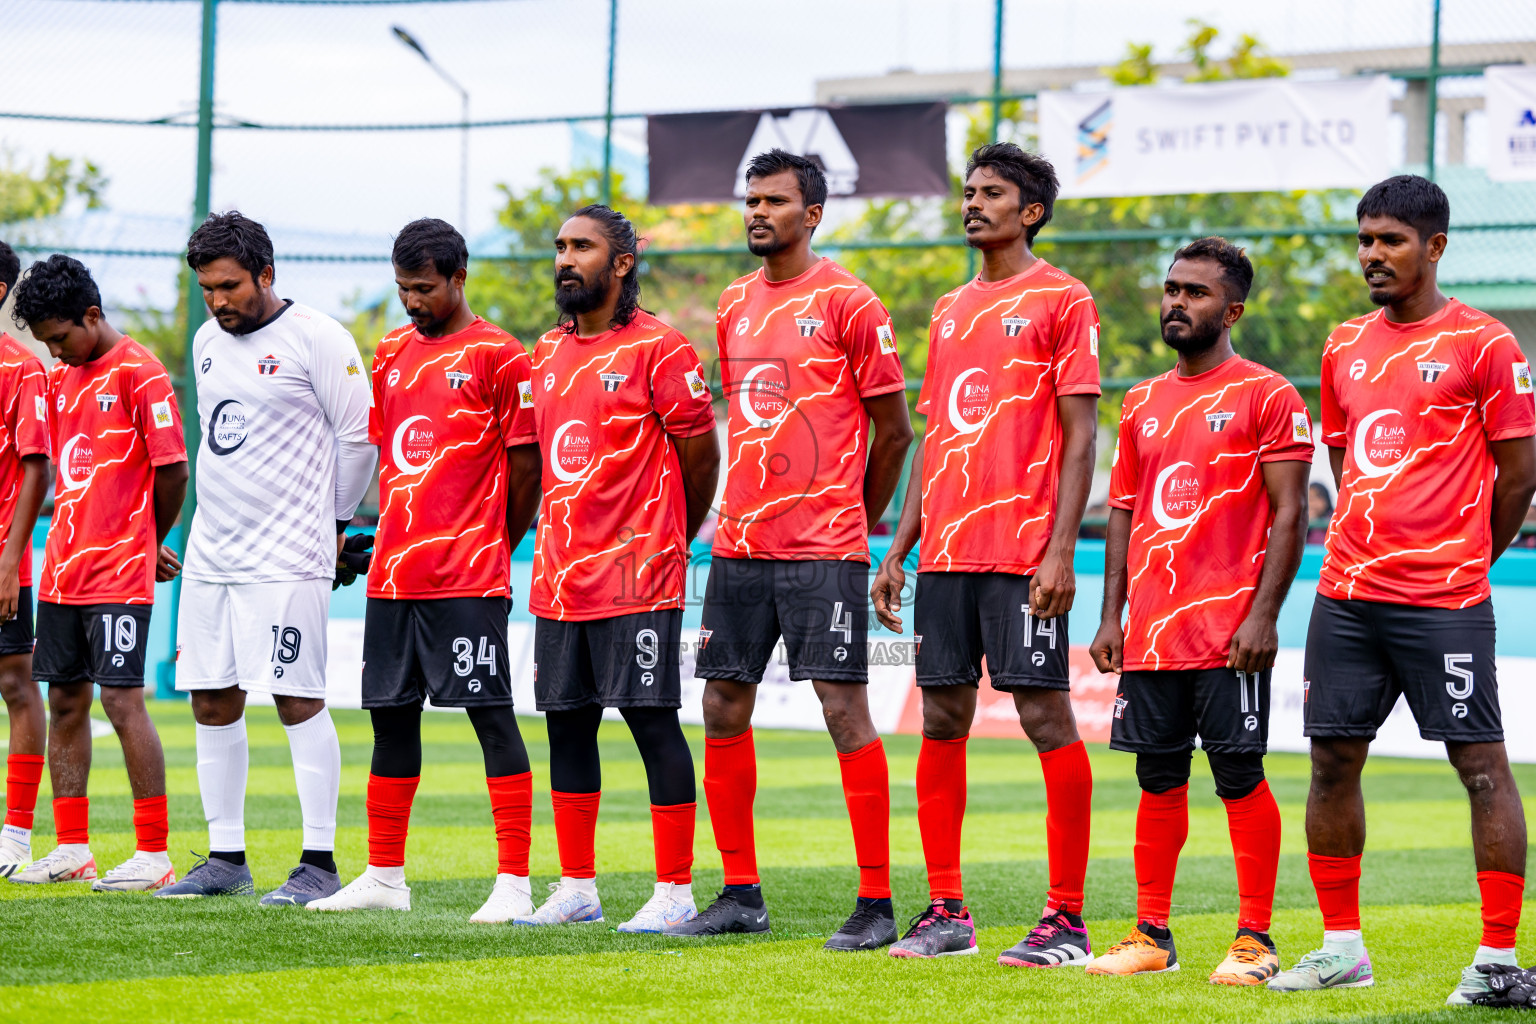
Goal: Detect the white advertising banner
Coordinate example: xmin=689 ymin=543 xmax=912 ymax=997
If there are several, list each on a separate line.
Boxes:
xmin=1038 ymin=76 xmax=1392 ymax=198
xmin=1485 ymin=65 xmax=1536 ymax=182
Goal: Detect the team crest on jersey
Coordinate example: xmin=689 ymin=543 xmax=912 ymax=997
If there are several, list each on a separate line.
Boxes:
xmin=446 ymin=370 xmax=473 ymax=390
xmin=876 ymin=324 xmax=896 ymax=354
xmin=1205 ymin=411 xmax=1235 ymax=433
xmin=684 ymin=369 xmax=709 ymax=399
xmin=346 ymin=358 xmax=361 ymax=377
xmin=1292 ymin=412 xmax=1312 ymax=443
xmin=518 ymin=380 xmax=534 ymax=409
xmin=257 ymin=354 xmax=281 ymax=376
xmin=697 ymin=629 xmax=712 ymax=651
xmin=1418 ymin=360 xmax=1449 ymax=383
xmin=795 ymin=317 xmax=824 ymax=338
xmin=1001 ymin=316 xmax=1031 ymax=337
xmin=1515 ymin=361 xmax=1534 ymax=395
xmin=599 ymin=372 xmax=628 ymax=392
xmin=95 ymin=393 xmax=117 ymax=413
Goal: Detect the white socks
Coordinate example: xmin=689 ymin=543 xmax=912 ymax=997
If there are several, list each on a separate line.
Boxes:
xmin=195 ymin=717 xmax=249 ymax=853
xmin=1322 ymin=929 xmax=1365 ymax=956
xmin=564 ymin=875 xmax=599 ymax=897
xmin=366 ymin=864 xmax=407 ymax=887
xmin=284 ymin=709 xmax=341 ymax=853
xmin=1476 ymin=945 xmax=1519 ymax=966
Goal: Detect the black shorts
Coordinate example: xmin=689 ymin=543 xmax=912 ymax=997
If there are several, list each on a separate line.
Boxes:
xmin=694 ymin=558 xmax=868 ymax=684
xmin=32 ymin=601 xmax=152 ymax=687
xmin=0 ymin=586 xmax=34 ymax=656
xmin=534 ymin=608 xmax=682 ymax=711
xmin=362 ymin=597 xmax=513 ymax=709
xmin=913 ymin=572 xmax=1069 ymax=690
xmin=1110 ymin=668 xmax=1270 ymax=755
xmin=1304 ymin=595 xmax=1501 ymax=744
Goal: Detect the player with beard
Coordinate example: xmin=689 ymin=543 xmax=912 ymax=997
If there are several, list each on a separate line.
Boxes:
xmin=308 ymin=219 xmax=539 ymax=920
xmin=678 ymin=150 xmax=913 ymax=949
xmin=9 ymin=255 xmax=188 ymax=890
xmin=160 ymin=213 xmax=376 ymax=904
xmin=516 ymin=206 xmax=719 ymax=933
xmin=1086 ymin=238 xmax=1311 ymax=983
xmin=1269 ymin=176 xmax=1536 ymax=1002
xmin=0 ymin=240 xmax=51 ymax=878
xmin=871 ymin=143 xmax=1098 ymax=962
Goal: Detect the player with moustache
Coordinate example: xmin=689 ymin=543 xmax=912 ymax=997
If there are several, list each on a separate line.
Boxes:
xmin=872 ymin=144 xmax=1100 ymax=962
xmin=678 ymin=150 xmax=914 ymax=949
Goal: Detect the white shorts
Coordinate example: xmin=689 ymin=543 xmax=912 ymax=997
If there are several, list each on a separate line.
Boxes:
xmin=175 ymin=578 xmax=330 ymax=698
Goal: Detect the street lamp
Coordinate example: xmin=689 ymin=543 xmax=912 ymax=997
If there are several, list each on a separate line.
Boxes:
xmin=392 ymin=25 xmax=469 ymax=230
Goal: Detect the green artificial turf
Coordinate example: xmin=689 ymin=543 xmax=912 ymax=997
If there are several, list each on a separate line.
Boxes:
xmin=2 ymin=703 xmax=1532 ymax=1023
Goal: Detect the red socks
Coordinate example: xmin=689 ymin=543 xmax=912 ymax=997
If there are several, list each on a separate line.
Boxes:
xmin=837 ymin=739 xmax=891 ymax=898
xmin=1135 ymin=784 xmax=1189 ymax=927
xmin=133 ymin=795 xmax=169 ymax=853
xmin=53 ymin=796 xmax=89 ymax=845
xmin=1479 ymin=870 xmax=1525 ymax=949
xmin=651 ymin=802 xmax=695 ymax=885
xmin=1223 ymin=780 xmax=1282 ymax=932
xmin=1308 ymin=851 xmax=1362 ymax=931
xmin=486 ymin=773 xmax=532 ymax=876
xmin=703 ymin=730 xmax=758 ymax=885
xmin=916 ymin=735 xmax=968 ymax=900
xmin=1040 ymin=740 xmax=1093 ymax=914
xmin=551 ymin=790 xmax=601 ymax=878
xmin=5 ymin=754 xmax=43 ymax=830
xmin=366 ymin=774 xmax=420 ymax=868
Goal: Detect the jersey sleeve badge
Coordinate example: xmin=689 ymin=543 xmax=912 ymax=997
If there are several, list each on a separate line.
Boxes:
xmin=684 ymin=369 xmax=709 ymax=399
xmin=876 ymin=324 xmax=896 ymax=354
xmin=518 ymin=380 xmax=534 ymax=409
xmin=34 ymin=396 xmax=45 ymax=421
xmin=152 ymin=399 xmax=174 ymax=429
xmin=1089 ymin=324 xmax=1100 ymax=356
xmin=1515 ymin=361 xmax=1533 ymax=395
xmin=1292 ymin=411 xmax=1313 ymax=443
xmin=346 ymin=357 xmax=361 ymax=377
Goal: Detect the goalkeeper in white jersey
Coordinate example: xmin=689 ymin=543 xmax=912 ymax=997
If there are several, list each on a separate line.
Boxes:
xmin=159 ymin=213 xmax=377 ymax=904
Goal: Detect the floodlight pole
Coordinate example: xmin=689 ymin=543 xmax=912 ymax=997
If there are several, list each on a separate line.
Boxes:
xmin=164 ymin=0 xmax=218 ymax=697
xmin=990 ymin=0 xmax=1004 ymax=143
xmin=602 ymin=0 xmax=618 ymax=205
xmin=394 ymin=26 xmax=470 ymax=229
xmin=1426 ymin=0 xmax=1442 ymax=181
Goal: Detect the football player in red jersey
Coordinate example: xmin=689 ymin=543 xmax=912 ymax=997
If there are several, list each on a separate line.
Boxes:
xmin=679 ymin=150 xmax=914 ymax=948
xmin=1087 ymin=238 xmax=1311 ymax=983
xmin=310 ymin=220 xmax=540 ymax=920
xmin=0 ymin=241 xmax=51 ymax=878
xmin=9 ymin=255 xmax=188 ymax=890
xmin=1268 ymin=176 xmax=1536 ymax=1001
xmin=872 ymin=144 xmax=1099 ymax=961
xmin=518 ymin=205 xmax=719 ymax=933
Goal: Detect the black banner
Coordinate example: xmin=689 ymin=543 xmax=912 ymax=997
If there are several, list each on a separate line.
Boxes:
xmin=647 ymin=102 xmax=948 ymax=205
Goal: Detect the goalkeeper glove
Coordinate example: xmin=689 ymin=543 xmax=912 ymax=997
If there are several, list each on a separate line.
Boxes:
xmin=1474 ymin=963 xmax=1536 ymax=1008
xmin=334 ymin=533 xmax=374 ymax=591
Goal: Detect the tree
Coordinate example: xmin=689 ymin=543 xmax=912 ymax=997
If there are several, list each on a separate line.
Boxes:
xmin=0 ymin=152 xmax=105 ymax=227
xmin=1108 ymin=20 xmax=1289 ymax=85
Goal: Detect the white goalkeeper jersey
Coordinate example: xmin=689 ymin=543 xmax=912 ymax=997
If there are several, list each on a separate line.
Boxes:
xmin=183 ymin=300 xmax=372 ymax=584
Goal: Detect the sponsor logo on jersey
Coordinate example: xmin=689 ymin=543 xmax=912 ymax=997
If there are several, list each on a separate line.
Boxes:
xmin=735 ymin=316 xmax=749 ymax=336
xmin=391 ymin=415 xmax=435 ymax=476
xmin=518 ymin=380 xmax=534 ymax=409
xmin=940 ymin=319 xmax=956 ymax=339
xmin=446 ymin=370 xmax=473 ymax=390
xmin=1089 ymin=324 xmax=1100 ymax=356
xmin=1353 ymin=409 xmax=1408 ymax=477
xmin=684 ymin=369 xmax=709 ymax=399
xmin=34 ymin=395 xmax=45 ymax=422
xmin=59 ymin=434 xmax=92 ymax=491
xmin=544 ymin=372 xmax=556 ymax=391
xmin=1292 ymin=411 xmax=1312 ymax=443
xmin=1516 ymin=361 xmax=1534 ymax=394
xmin=1348 ymin=358 xmax=1367 ymax=381
xmin=200 ymin=357 xmax=212 ymax=374
xmin=257 ymin=354 xmax=281 ymax=376
xmin=387 ymin=368 xmax=401 ymax=387
xmin=1141 ymin=417 xmax=1159 ymax=438
xmin=151 ymin=399 xmax=174 ymax=429
xmin=346 ymin=358 xmax=361 ymax=377
xmin=1001 ymin=316 xmax=1031 ymax=337
xmin=739 ymin=363 xmax=790 ymax=428
xmin=550 ymin=419 xmax=594 ymax=483
xmin=56 ymin=393 xmax=64 ymax=411
xmin=1418 ymin=360 xmax=1449 ymax=383
xmin=876 ymin=323 xmax=896 ymax=354
xmin=1205 ymin=410 xmax=1235 ymax=432
xmin=794 ymin=317 xmax=824 ymax=338
xmin=1152 ymin=461 xmax=1201 ymax=530
xmin=599 ymin=372 xmax=628 ymax=392
xmin=95 ymin=393 xmax=117 ymax=412
xmin=208 ymin=400 xmax=249 ymax=456
xmin=947 ymin=368 xmax=990 ymax=435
